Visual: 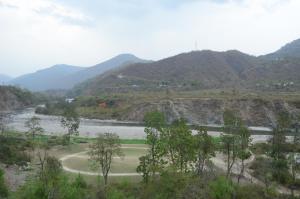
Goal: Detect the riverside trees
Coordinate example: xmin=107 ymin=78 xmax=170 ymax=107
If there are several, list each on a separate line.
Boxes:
xmin=60 ymin=105 xmax=80 ymax=144
xmin=194 ymin=126 xmax=216 ymax=175
xmin=269 ymin=112 xmax=290 ymax=184
xmin=25 ymin=116 xmax=44 ymax=140
xmin=137 ymin=111 xmax=216 ymax=182
xmin=221 ymin=109 xmax=251 ymax=179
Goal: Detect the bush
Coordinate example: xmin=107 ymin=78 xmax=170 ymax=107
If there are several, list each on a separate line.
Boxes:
xmin=236 ymin=184 xmax=268 ymax=199
xmin=139 ymin=171 xmax=190 ymax=199
xmin=0 ymin=169 xmax=8 ymax=198
xmin=209 ymin=176 xmax=234 ymax=199
xmin=0 ymin=135 xmax=31 ymax=166
xmin=271 ymin=159 xmax=292 ymax=185
xmin=251 ymin=143 xmax=271 ymax=155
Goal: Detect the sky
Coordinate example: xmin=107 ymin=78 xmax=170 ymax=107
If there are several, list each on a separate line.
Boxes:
xmin=0 ymin=0 xmax=300 ymax=77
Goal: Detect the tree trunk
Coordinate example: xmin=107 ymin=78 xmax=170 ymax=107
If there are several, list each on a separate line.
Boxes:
xmin=104 ymin=174 xmax=108 ymax=185
xmin=226 ymin=147 xmax=231 ymax=177
xmin=238 ymin=160 xmax=244 ymax=184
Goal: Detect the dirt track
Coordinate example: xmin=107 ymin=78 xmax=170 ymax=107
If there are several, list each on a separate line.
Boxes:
xmin=59 ymin=146 xmax=147 ymax=176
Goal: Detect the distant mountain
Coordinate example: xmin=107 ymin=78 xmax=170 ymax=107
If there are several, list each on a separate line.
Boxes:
xmin=263 ymin=38 xmax=300 ymax=60
xmin=60 ymin=54 xmax=147 ymax=89
xmin=0 ymin=74 xmax=12 ymax=84
xmin=74 ymin=43 xmax=300 ymax=95
xmin=9 ymin=54 xmax=146 ymax=91
xmin=73 ymin=50 xmax=262 ymax=95
xmin=10 ymin=64 xmax=84 ymax=91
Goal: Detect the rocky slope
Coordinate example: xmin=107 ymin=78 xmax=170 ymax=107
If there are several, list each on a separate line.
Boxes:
xmin=119 ymin=98 xmax=300 ymax=127
xmin=0 ymin=86 xmax=34 ymax=112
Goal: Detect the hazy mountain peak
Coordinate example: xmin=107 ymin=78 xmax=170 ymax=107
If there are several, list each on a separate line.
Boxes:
xmin=263 ymin=38 xmax=300 ymax=59
xmin=0 ymin=74 xmax=12 ymax=84
xmin=9 ymin=53 xmax=145 ymax=91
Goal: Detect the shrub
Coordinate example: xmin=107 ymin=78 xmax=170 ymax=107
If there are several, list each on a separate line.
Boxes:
xmin=209 ymin=176 xmax=234 ymax=199
xmin=0 ymin=169 xmax=8 ymax=198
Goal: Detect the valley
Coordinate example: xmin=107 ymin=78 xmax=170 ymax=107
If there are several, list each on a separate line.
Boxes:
xmin=1 ymin=34 xmax=300 ymax=199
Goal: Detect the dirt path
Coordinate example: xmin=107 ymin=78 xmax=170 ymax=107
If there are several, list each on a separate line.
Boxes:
xmin=211 ymin=153 xmax=299 ymax=196
xmin=59 ymin=146 xmax=147 ymax=177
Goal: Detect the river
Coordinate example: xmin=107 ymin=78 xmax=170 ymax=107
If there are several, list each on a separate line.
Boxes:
xmin=5 ymin=108 xmax=279 ymax=143
xmin=6 ymin=108 xmax=146 ymax=139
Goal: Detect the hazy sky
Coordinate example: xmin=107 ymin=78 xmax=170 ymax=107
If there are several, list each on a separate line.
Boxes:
xmin=1 ymin=0 xmax=300 ymax=77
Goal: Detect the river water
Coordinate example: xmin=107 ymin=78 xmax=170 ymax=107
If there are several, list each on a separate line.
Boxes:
xmin=5 ymin=108 xmax=277 ymax=142
xmin=6 ymin=108 xmax=146 ymax=139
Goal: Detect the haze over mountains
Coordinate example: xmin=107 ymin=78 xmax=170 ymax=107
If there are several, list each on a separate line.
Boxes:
xmin=7 ymin=38 xmax=300 ymax=93
xmin=9 ymin=54 xmax=145 ymax=91
xmin=0 ymin=74 xmax=12 ymax=84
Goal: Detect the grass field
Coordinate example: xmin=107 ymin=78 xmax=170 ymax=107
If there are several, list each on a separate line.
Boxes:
xmin=57 ymin=144 xmax=148 ymax=175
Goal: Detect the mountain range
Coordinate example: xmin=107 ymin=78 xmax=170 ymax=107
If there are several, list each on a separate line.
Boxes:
xmin=7 ymin=38 xmax=300 ymax=93
xmin=9 ymin=54 xmax=146 ymax=91
xmin=73 ymin=38 xmax=300 ymax=95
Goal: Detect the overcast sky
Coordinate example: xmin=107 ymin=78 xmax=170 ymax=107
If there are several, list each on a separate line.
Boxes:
xmin=0 ymin=0 xmax=300 ymax=77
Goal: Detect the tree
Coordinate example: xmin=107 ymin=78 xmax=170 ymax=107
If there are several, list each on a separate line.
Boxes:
xmin=221 ymin=134 xmax=239 ymax=178
xmin=25 ymin=116 xmax=44 ymax=140
xmin=89 ymin=133 xmax=123 ymax=185
xmin=237 ymin=126 xmax=251 ymax=183
xmin=136 ymin=155 xmax=151 ymax=184
xmin=144 ymin=111 xmax=166 ymax=177
xmin=221 ymin=109 xmax=241 ymax=178
xmin=168 ymin=119 xmax=195 ymax=172
xmin=250 ymin=157 xmax=273 ymax=189
xmin=0 ymin=114 xmax=6 ymax=135
xmin=288 ymin=114 xmax=300 ymax=196
xmin=269 ymin=112 xmax=290 ymax=184
xmin=61 ymin=105 xmax=80 ymax=144
xmin=194 ymin=126 xmax=216 ymax=175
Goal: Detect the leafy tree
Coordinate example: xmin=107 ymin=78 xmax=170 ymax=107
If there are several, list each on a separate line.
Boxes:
xmin=270 ymin=114 xmax=289 ymax=160
xmin=25 ymin=116 xmax=44 ymax=140
xmin=0 ymin=114 xmax=6 ymax=135
xmin=160 ymin=126 xmax=177 ymax=166
xmin=221 ymin=109 xmax=242 ymax=178
xmin=220 ymin=134 xmax=240 ymax=178
xmin=144 ymin=111 xmax=166 ymax=177
xmin=194 ymin=126 xmax=216 ymax=175
xmin=169 ymin=119 xmax=195 ymax=172
xmin=61 ymin=105 xmax=80 ymax=144
xmin=288 ymin=114 xmax=300 ymax=196
xmin=269 ymin=112 xmax=290 ymax=184
xmin=250 ymin=156 xmax=273 ymax=189
xmin=89 ymin=133 xmax=123 ymax=185
xmin=237 ymin=125 xmax=252 ymax=183
xmin=136 ymin=155 xmax=151 ymax=184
